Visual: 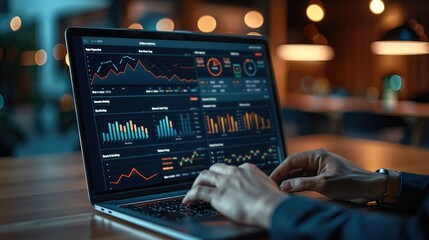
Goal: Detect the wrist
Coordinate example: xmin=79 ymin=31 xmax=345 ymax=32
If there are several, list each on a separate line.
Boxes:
xmin=254 ymin=192 xmax=288 ymax=229
xmin=368 ymin=172 xmax=389 ymax=202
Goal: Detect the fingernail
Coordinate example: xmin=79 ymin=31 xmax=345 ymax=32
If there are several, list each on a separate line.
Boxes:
xmin=281 ymin=181 xmax=292 ymax=191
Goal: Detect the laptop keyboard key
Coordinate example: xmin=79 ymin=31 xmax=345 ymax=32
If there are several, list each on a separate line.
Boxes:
xmin=122 ymin=197 xmax=219 ymax=221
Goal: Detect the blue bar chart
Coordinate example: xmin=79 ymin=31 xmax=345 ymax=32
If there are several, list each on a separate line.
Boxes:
xmin=156 ymin=113 xmax=195 ymax=139
xmin=156 ymin=116 xmax=177 ymax=138
xmin=102 ymin=120 xmax=149 ymax=143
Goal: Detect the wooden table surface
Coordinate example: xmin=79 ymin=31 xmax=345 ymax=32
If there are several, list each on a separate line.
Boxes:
xmin=284 ymin=93 xmax=429 ymax=118
xmin=1 ymin=135 xmax=429 ymax=239
xmin=284 ymin=93 xmax=429 ymax=146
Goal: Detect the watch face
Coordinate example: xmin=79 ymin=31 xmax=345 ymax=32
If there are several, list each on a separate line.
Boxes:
xmin=376 ymin=168 xmax=388 ymax=174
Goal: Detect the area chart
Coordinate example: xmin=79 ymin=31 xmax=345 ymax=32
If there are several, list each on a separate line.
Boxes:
xmin=87 ymin=55 xmax=197 ymax=85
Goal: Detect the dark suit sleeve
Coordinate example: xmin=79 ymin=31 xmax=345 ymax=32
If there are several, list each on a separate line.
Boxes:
xmin=394 ymin=172 xmax=429 ymax=212
xmin=270 ymin=195 xmax=429 ymax=239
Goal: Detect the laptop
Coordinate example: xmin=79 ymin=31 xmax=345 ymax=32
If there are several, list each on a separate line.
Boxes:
xmin=65 ymin=27 xmax=287 ymax=239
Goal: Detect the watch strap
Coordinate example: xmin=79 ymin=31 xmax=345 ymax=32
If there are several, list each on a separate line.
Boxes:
xmin=375 ymin=168 xmax=401 ymax=207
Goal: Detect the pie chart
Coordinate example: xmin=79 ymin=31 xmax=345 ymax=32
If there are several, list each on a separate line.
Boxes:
xmin=207 ymin=58 xmax=222 ymax=77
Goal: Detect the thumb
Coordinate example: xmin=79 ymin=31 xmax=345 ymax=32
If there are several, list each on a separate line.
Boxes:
xmin=280 ymin=176 xmax=319 ymax=193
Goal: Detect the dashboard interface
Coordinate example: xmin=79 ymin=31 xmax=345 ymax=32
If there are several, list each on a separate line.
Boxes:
xmin=71 ymin=35 xmax=285 ymax=193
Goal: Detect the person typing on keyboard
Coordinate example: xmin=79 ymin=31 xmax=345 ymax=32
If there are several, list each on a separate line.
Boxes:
xmin=182 ymin=149 xmax=429 ymax=239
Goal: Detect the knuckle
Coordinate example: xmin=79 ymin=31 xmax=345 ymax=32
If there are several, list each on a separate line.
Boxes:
xmin=200 ymin=169 xmax=209 ymax=176
xmin=209 ymin=163 xmax=218 ymax=171
xmin=241 ymin=162 xmax=256 ymax=170
xmin=314 ymin=148 xmax=328 ymax=159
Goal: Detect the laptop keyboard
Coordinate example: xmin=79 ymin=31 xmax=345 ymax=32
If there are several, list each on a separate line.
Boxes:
xmin=122 ymin=197 xmax=219 ymax=221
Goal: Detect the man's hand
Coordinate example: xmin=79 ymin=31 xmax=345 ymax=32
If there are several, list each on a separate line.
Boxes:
xmin=183 ymin=163 xmax=287 ymax=229
xmin=270 ymin=148 xmax=387 ymax=203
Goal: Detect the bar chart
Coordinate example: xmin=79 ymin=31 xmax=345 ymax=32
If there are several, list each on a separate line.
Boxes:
xmin=242 ymin=111 xmax=272 ymax=131
xmin=156 ymin=113 xmax=197 ymax=139
xmin=101 ymin=120 xmax=149 ymax=143
xmin=206 ymin=113 xmax=239 ymax=134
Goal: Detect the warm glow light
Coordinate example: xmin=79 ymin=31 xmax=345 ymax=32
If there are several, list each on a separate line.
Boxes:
xmin=35 ymin=49 xmax=47 ymax=66
xmin=247 ymin=32 xmax=262 ymax=36
xmin=371 ymin=41 xmax=429 ymax=55
xmin=65 ymin=53 xmax=70 ymax=67
xmin=244 ymin=10 xmax=264 ymax=29
xmin=128 ymin=23 xmax=143 ymax=30
xmin=156 ymin=18 xmax=175 ymax=31
xmin=370 ymin=0 xmax=385 ymax=15
xmin=60 ymin=94 xmax=74 ymax=112
xmin=20 ymin=51 xmax=37 ymax=66
xmin=53 ymin=43 xmax=66 ymax=60
xmin=10 ymin=16 xmax=22 ymax=31
xmin=306 ymin=4 xmax=324 ymax=22
xmin=277 ymin=44 xmax=334 ymax=61
xmin=197 ymin=15 xmax=217 ymax=33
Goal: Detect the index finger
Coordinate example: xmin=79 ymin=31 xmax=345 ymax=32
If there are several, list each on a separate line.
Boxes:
xmin=269 ymin=150 xmax=316 ymax=184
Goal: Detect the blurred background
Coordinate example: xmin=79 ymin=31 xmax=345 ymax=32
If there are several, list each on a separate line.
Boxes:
xmin=0 ymin=0 xmax=429 ymax=157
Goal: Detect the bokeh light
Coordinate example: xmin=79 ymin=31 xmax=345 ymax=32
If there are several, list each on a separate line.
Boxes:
xmin=371 ymin=41 xmax=429 ymax=55
xmin=277 ymin=44 xmax=334 ymax=61
xmin=244 ymin=10 xmax=264 ymax=29
xmin=65 ymin=53 xmax=70 ymax=67
xmin=306 ymin=4 xmax=325 ymax=22
xmin=156 ymin=18 xmax=175 ymax=31
xmin=35 ymin=49 xmax=48 ymax=66
xmin=247 ymin=32 xmax=262 ymax=36
xmin=197 ymin=15 xmax=217 ymax=33
xmin=10 ymin=16 xmax=22 ymax=31
xmin=53 ymin=43 xmax=66 ymax=60
xmin=388 ymin=74 xmax=404 ymax=91
xmin=370 ymin=0 xmax=385 ymax=15
xmin=313 ymin=34 xmax=328 ymax=45
xmin=128 ymin=23 xmax=144 ymax=30
xmin=59 ymin=94 xmax=75 ymax=112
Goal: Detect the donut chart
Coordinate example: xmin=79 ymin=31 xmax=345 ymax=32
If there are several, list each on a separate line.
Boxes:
xmin=243 ymin=58 xmax=257 ymax=77
xmin=207 ymin=58 xmax=222 ymax=77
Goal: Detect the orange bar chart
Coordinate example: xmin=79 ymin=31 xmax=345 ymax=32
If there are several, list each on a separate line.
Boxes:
xmin=206 ymin=114 xmax=239 ymax=134
xmin=242 ymin=112 xmax=271 ymax=131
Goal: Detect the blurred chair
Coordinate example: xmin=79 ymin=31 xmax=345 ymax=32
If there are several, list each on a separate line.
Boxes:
xmin=282 ymin=108 xmax=333 ymax=138
xmin=0 ymin=113 xmax=26 ymax=156
xmin=341 ymin=111 xmax=406 ymax=143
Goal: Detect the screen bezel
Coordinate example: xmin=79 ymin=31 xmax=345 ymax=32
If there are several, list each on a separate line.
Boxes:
xmin=65 ymin=27 xmax=287 ymax=204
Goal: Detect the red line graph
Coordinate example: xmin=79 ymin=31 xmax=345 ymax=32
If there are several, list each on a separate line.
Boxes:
xmin=91 ymin=59 xmax=197 ymax=84
xmin=111 ymin=167 xmax=158 ymax=185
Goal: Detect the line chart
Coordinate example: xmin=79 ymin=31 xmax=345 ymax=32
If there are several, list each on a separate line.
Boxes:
xmin=212 ymin=145 xmax=278 ymax=165
xmin=87 ymin=55 xmax=197 ymax=85
xmin=161 ymin=150 xmax=208 ymax=171
xmin=110 ymin=167 xmax=158 ymax=185
xmin=177 ymin=151 xmax=200 ymax=166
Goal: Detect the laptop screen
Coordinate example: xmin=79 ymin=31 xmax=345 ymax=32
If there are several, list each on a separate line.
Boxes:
xmin=68 ymin=30 xmax=286 ymax=195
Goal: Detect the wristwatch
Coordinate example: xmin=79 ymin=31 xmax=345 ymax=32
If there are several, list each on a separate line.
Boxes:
xmin=375 ymin=168 xmax=401 ymax=207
